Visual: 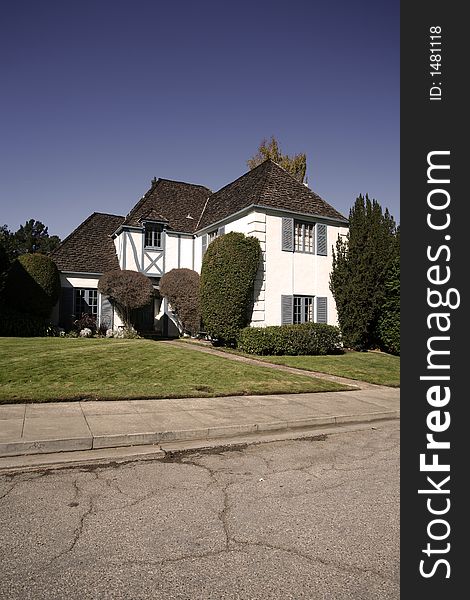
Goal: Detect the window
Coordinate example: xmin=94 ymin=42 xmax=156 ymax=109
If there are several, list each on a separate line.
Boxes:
xmin=282 ymin=294 xmax=328 ymax=324
xmin=202 ymin=226 xmax=225 ymax=256
xmin=207 ymin=229 xmax=219 ymax=244
xmin=282 ymin=217 xmax=327 ymax=255
xmin=294 ymin=221 xmax=315 ymax=253
xmin=293 ymin=295 xmax=314 ymax=324
xmin=74 ymin=289 xmax=98 ymax=317
xmin=144 ymin=223 xmax=163 ymax=248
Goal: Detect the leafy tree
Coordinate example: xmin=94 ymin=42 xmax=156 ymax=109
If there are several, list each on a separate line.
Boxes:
xmin=247 ymin=136 xmax=307 ymax=183
xmin=376 ymin=256 xmax=400 ymax=355
xmin=0 ymin=224 xmax=16 ymax=263
xmin=160 ymin=268 xmax=200 ymax=335
xmin=98 ymin=270 xmax=154 ymax=329
xmin=13 ymin=219 xmax=61 ymax=255
xmin=200 ymin=232 xmax=262 ymax=345
xmin=329 ymin=194 xmax=399 ymax=350
xmin=4 ymin=253 xmax=61 ymax=319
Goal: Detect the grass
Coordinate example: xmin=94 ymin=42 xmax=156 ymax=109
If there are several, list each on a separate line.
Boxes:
xmin=251 ymin=351 xmax=400 ymax=387
xmin=0 ymin=337 xmax=349 ymax=403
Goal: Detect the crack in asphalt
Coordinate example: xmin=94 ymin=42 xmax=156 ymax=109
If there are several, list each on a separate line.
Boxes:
xmin=230 ymin=539 xmax=398 ymax=584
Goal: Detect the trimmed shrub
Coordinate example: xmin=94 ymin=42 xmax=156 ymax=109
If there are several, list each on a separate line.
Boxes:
xmin=4 ymin=253 xmax=61 ymax=318
xmin=237 ymin=323 xmax=343 ymax=356
xmin=98 ymin=270 xmax=154 ymax=329
xmin=200 ymin=232 xmax=262 ymax=344
xmin=160 ymin=268 xmax=200 ymax=335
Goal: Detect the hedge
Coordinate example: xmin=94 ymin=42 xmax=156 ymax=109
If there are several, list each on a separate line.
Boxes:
xmin=0 ymin=303 xmax=52 ymax=337
xmin=200 ymin=232 xmax=261 ymax=344
xmin=237 ymin=323 xmax=343 ymax=356
xmin=4 ymin=253 xmax=61 ymax=319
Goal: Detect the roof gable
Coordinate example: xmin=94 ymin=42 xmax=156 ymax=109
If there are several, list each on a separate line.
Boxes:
xmin=124 ymin=179 xmax=211 ymax=234
xmin=51 ymin=212 xmax=124 ymax=274
xmin=197 ymin=159 xmax=347 ymax=230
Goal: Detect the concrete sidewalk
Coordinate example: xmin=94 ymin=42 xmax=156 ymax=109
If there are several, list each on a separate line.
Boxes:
xmin=0 ymin=386 xmax=399 ymax=462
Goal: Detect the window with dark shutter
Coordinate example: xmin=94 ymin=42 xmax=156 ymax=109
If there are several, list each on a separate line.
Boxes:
xmin=281 ymin=218 xmax=294 ymax=252
xmin=316 ymin=224 xmax=327 ymax=256
xmin=201 ymin=234 xmax=207 ymax=256
xmin=281 ymin=295 xmax=293 ymax=324
xmin=316 ymin=296 xmax=328 ymax=323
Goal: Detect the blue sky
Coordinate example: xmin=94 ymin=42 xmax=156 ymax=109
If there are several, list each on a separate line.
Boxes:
xmin=0 ymin=0 xmax=399 ymax=240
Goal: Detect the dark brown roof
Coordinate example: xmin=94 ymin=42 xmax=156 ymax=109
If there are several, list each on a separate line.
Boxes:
xmin=197 ymin=159 xmax=347 ymax=230
xmin=51 ymin=212 xmax=124 ymax=273
xmin=124 ymin=179 xmax=211 ymax=234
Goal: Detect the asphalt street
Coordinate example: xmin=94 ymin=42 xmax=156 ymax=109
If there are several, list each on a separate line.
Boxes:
xmin=0 ymin=422 xmax=399 ymax=600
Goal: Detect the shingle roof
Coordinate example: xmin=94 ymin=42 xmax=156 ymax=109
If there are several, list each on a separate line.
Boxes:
xmin=197 ymin=159 xmax=347 ymax=230
xmin=51 ymin=212 xmax=124 ymax=274
xmin=124 ymin=179 xmax=211 ymax=234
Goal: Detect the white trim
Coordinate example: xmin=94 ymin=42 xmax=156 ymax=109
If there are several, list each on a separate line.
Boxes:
xmin=196 ymin=203 xmax=348 ymax=234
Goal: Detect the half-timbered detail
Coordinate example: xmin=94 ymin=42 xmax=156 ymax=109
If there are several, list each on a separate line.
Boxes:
xmin=51 ymin=159 xmax=348 ymax=335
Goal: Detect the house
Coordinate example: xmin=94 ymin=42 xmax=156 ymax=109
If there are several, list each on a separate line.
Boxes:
xmin=51 ymin=159 xmax=349 ymax=335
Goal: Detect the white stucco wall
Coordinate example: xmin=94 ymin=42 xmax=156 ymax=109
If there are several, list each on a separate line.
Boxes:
xmin=165 ymin=233 xmax=194 ymax=272
xmin=194 ymin=209 xmax=347 ymax=328
xmin=264 ymin=213 xmax=348 ymax=326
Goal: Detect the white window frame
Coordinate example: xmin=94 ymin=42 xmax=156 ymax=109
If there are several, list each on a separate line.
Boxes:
xmin=144 ymin=223 xmax=163 ymax=249
xmin=294 ymin=221 xmax=315 ymax=253
xmin=293 ymin=295 xmax=314 ymax=324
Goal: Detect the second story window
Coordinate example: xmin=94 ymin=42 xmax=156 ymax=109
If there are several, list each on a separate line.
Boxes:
xmin=207 ymin=229 xmax=219 ymax=244
xmin=144 ymin=223 xmax=163 ymax=249
xmin=294 ymin=221 xmax=315 ymax=253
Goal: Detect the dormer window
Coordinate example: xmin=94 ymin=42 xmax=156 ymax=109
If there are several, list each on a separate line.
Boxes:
xmin=144 ymin=223 xmax=163 ymax=249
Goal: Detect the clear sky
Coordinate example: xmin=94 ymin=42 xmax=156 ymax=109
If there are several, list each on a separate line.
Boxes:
xmin=0 ymin=0 xmax=399 ymax=240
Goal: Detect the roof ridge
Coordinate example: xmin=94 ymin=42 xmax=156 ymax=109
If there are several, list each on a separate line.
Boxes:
xmin=157 ymin=177 xmax=212 ymax=191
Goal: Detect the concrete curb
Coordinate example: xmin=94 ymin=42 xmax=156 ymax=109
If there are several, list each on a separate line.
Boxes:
xmin=0 ymin=410 xmax=399 ymax=458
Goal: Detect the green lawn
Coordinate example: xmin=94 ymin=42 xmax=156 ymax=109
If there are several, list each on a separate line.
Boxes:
xmin=0 ymin=338 xmax=349 ymax=403
xmin=253 ymin=351 xmax=400 ymax=387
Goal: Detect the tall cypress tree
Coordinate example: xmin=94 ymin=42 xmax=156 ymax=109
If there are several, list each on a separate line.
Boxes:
xmin=330 ymin=194 xmax=399 ymax=350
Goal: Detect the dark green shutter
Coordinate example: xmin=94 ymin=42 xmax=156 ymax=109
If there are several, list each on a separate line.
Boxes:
xmin=201 ymin=234 xmax=207 ymax=256
xmin=100 ymin=294 xmax=113 ymax=329
xmin=281 ymin=295 xmax=293 ymax=324
xmin=316 ymin=297 xmax=328 ymax=323
xmin=316 ymin=224 xmax=327 ymax=256
xmin=282 ymin=218 xmax=294 ymax=251
xmin=58 ymin=287 xmax=74 ymax=330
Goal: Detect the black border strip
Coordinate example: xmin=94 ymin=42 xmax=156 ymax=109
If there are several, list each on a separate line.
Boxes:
xmin=401 ymin=2 xmax=466 ymax=595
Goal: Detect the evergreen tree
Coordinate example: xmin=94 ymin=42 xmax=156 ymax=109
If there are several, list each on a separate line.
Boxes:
xmin=13 ymin=219 xmax=61 ymax=255
xmin=329 ymin=194 xmax=399 ymax=350
xmin=247 ymin=137 xmax=307 ymax=183
xmin=376 ymin=255 xmax=400 ymax=355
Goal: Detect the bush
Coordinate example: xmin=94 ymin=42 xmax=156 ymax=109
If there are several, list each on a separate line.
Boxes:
xmin=0 ymin=302 xmax=51 ymax=337
xmin=4 ymin=253 xmax=61 ymax=318
xmin=98 ymin=270 xmax=154 ymax=329
xmin=200 ymin=232 xmax=261 ymax=344
xmin=376 ymin=257 xmax=400 ymax=355
xmin=160 ymin=268 xmax=200 ymax=335
xmin=73 ymin=313 xmax=97 ymax=335
xmin=237 ymin=323 xmax=343 ymax=356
